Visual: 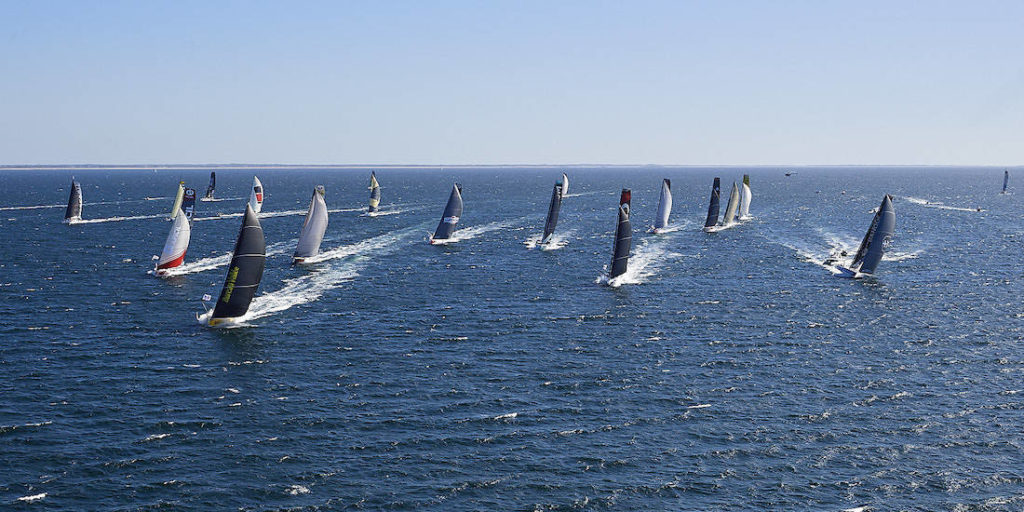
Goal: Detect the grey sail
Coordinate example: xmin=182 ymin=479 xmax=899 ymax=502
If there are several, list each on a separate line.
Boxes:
xmin=723 ymin=181 xmax=740 ymax=225
xmin=368 ymin=172 xmax=381 ymax=212
xmin=64 ymin=179 xmax=82 ymax=222
xmin=653 ymin=179 xmax=672 ymax=230
xmin=541 ymin=181 xmax=563 ymax=243
xmin=431 ymin=183 xmax=463 ymax=241
xmin=703 ymin=178 xmax=721 ymax=228
xmin=204 ymin=172 xmax=216 ymax=200
xmin=210 ymin=204 xmax=266 ymax=324
xmin=849 ymin=194 xmax=895 ymax=275
xmin=293 ymin=186 xmax=329 ymax=263
xmin=609 ymin=189 xmax=632 ymax=279
xmin=1003 ymin=170 xmax=1009 ymax=194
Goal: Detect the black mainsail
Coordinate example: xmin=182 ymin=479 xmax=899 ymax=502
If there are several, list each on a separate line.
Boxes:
xmin=703 ymin=177 xmax=721 ymax=230
xmin=609 ymin=189 xmax=632 ymax=279
xmin=843 ymin=194 xmax=895 ymax=276
xmin=541 ymin=180 xmax=564 ymax=244
xmin=203 ymin=172 xmax=216 ymax=200
xmin=63 ymin=179 xmax=82 ymax=224
xmin=430 ymin=183 xmax=463 ymax=243
xmin=1003 ymin=170 xmax=1009 ymax=194
xmin=209 ymin=204 xmax=266 ymax=325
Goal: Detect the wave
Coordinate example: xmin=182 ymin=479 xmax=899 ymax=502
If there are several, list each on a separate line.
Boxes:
xmin=903 ymin=196 xmax=982 ymax=212
xmin=153 ymin=241 xmax=293 ymax=277
xmin=596 ymin=237 xmax=681 ymax=287
xmin=17 ymin=493 xmax=46 ymax=502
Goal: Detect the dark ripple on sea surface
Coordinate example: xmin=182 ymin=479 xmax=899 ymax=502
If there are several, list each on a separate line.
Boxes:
xmin=0 ymin=166 xmax=1022 ymax=510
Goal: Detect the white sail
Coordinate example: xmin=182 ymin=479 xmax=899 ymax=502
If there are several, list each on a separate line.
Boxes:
xmin=249 ymin=176 xmax=264 ymax=214
xmin=293 ymin=186 xmax=329 ymax=263
xmin=723 ymin=181 xmax=740 ymax=225
xmin=653 ymin=179 xmax=672 ymax=232
xmin=739 ymin=181 xmax=752 ymax=219
xmin=156 ymin=212 xmax=191 ymax=273
xmin=561 ymin=173 xmax=569 ymax=197
xmin=169 ymin=182 xmax=185 ymax=219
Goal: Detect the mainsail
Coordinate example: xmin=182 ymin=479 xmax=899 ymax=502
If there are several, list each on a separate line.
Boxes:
xmin=652 ymin=178 xmax=672 ymax=232
xmin=169 ymin=181 xmax=185 ymax=219
xmin=63 ymin=179 xmax=82 ymax=224
xmin=847 ymin=194 xmax=895 ymax=275
xmin=430 ymin=183 xmax=463 ymax=243
xmin=703 ymin=178 xmax=721 ymax=230
xmin=1003 ymin=170 xmax=1009 ymax=194
xmin=293 ymin=186 xmax=329 ymax=264
xmin=249 ymin=176 xmax=264 ymax=213
xmin=202 ymin=172 xmax=216 ymax=201
xmin=541 ymin=179 xmax=564 ymax=244
xmin=209 ymin=204 xmax=266 ymax=326
xmin=368 ymin=172 xmax=381 ymax=212
xmin=609 ymin=189 xmax=632 ymax=279
xmin=723 ymin=181 xmax=740 ymax=225
xmin=561 ymin=173 xmax=569 ymax=197
xmin=157 ymin=188 xmax=197 ymax=274
xmin=739 ymin=174 xmax=752 ymax=219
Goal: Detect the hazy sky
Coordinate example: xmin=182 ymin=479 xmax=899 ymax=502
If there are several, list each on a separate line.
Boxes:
xmin=1 ymin=1 xmax=1022 ymax=165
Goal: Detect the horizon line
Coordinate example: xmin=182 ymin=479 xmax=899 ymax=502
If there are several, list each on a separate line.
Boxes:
xmin=0 ymin=163 xmax=1019 ymax=171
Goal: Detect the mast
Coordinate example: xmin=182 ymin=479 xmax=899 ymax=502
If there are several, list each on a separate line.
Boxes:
xmin=368 ymin=172 xmax=381 ymax=212
xmin=849 ymin=194 xmax=895 ymax=274
xmin=431 ymin=183 xmax=463 ymax=242
xmin=723 ymin=181 xmax=740 ymax=225
xmin=609 ymin=189 xmax=632 ymax=279
xmin=541 ymin=180 xmax=563 ymax=243
xmin=703 ymin=178 xmax=721 ymax=230
xmin=209 ymin=204 xmax=266 ymax=325
xmin=249 ymin=176 xmax=264 ymax=213
xmin=739 ymin=174 xmax=751 ymax=218
xmin=64 ymin=179 xmax=82 ymax=223
xmin=169 ymin=181 xmax=185 ymax=219
xmin=653 ymin=178 xmax=672 ymax=231
xmin=293 ymin=186 xmax=329 ymax=263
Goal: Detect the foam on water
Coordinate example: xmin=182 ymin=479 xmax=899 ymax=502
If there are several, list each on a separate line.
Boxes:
xmin=445 ymin=218 xmax=521 ymax=243
xmin=596 ymin=237 xmax=681 ymax=287
xmin=75 ymin=213 xmax=166 ymax=224
xmin=904 ymin=196 xmax=982 ymax=212
xmin=194 ymin=207 xmax=362 ymax=222
xmin=152 ymin=241 xmax=293 ymax=277
xmin=524 ymin=229 xmax=574 ymax=250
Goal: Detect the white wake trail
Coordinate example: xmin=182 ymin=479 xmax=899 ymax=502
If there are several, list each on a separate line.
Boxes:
xmin=903 ymin=196 xmax=982 ymax=212
xmin=449 ymin=218 xmax=521 ymax=243
xmin=154 ymin=241 xmax=293 ymax=277
xmin=75 ymin=213 xmax=166 ymax=224
xmin=193 ymin=207 xmax=362 ymax=222
xmin=596 ymin=237 xmax=681 ymax=287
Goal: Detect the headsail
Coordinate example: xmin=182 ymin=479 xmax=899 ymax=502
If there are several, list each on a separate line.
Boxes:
xmin=541 ymin=180 xmax=564 ymax=244
xmin=169 ymin=181 xmax=185 ymax=219
xmin=203 ymin=172 xmax=216 ymax=200
xmin=293 ymin=186 xmax=329 ymax=263
xmin=847 ymin=194 xmax=895 ymax=275
xmin=560 ymin=173 xmax=569 ymax=197
xmin=209 ymin=204 xmax=266 ymax=326
xmin=739 ymin=174 xmax=752 ymax=219
xmin=430 ymin=183 xmax=463 ymax=243
xmin=703 ymin=178 xmax=721 ymax=230
xmin=1002 ymin=170 xmax=1009 ymax=194
xmin=249 ymin=176 xmax=264 ymax=213
xmin=723 ymin=181 xmax=740 ymax=225
xmin=368 ymin=172 xmax=381 ymax=212
xmin=609 ymin=189 xmax=632 ymax=279
xmin=156 ymin=209 xmax=191 ymax=272
xmin=652 ymin=178 xmax=672 ymax=232
xmin=63 ymin=179 xmax=82 ymax=224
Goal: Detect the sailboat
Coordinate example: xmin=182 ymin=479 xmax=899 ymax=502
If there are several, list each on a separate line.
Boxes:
xmin=249 ymin=176 xmax=264 ymax=213
xmin=560 ymin=172 xmax=569 ymax=196
xmin=738 ymin=174 xmax=752 ymax=219
xmin=201 ymin=172 xmax=216 ymax=201
xmin=63 ymin=179 xmax=82 ymax=224
xmin=836 ymin=194 xmax=896 ymax=278
xmin=722 ymin=181 xmax=740 ymax=225
xmin=1002 ymin=169 xmax=1009 ymax=194
xmin=292 ymin=186 xmax=329 ymax=264
xmin=649 ymin=179 xmax=672 ymax=233
xmin=155 ymin=188 xmax=196 ymax=275
xmin=367 ymin=172 xmax=381 ymax=213
xmin=201 ymin=204 xmax=266 ymax=327
xmin=607 ymin=189 xmax=632 ymax=280
xmin=540 ymin=175 xmax=567 ymax=245
xmin=169 ymin=181 xmax=185 ymax=219
xmin=429 ymin=183 xmax=463 ymax=244
xmin=702 ymin=178 xmax=721 ymax=232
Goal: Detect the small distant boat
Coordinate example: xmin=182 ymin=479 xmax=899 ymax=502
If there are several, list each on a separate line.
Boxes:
xmin=722 ymin=181 xmax=740 ymax=225
xmin=702 ymin=178 xmax=721 ymax=232
xmin=249 ymin=176 xmax=264 ymax=213
xmin=169 ymin=181 xmax=185 ymax=219
xmin=292 ymin=186 xmax=328 ymax=264
xmin=738 ymin=174 xmax=752 ymax=219
xmin=367 ymin=172 xmax=381 ymax=213
xmin=155 ymin=188 xmax=196 ymax=275
xmin=540 ymin=175 xmax=567 ymax=245
xmin=202 ymin=204 xmax=266 ymax=326
xmin=63 ymin=178 xmax=82 ymax=224
xmin=836 ymin=194 xmax=896 ymax=278
xmin=608 ymin=189 xmax=632 ymax=280
xmin=649 ymin=179 xmax=672 ymax=234
xmin=429 ymin=183 xmax=463 ymax=244
xmin=785 ymin=172 xmax=795 ymax=177
xmin=1002 ymin=169 xmax=1009 ymax=194
xmin=200 ymin=171 xmax=216 ymax=201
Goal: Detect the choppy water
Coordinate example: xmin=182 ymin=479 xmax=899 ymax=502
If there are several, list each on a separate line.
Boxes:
xmin=1 ymin=167 xmax=1022 ymax=511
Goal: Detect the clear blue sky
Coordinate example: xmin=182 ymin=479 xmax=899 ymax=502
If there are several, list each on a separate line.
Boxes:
xmin=1 ymin=1 xmax=1022 ymax=165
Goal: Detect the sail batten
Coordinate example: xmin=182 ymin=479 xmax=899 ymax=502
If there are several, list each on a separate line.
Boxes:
xmin=609 ymin=189 xmax=632 ymax=279
xmin=293 ymin=186 xmax=328 ymax=263
xmin=703 ymin=178 xmax=721 ymax=230
xmin=653 ymin=179 xmax=672 ymax=231
xmin=430 ymin=184 xmax=463 ymax=242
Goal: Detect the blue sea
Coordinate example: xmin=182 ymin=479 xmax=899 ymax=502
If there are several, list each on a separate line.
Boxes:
xmin=1 ymin=166 xmax=1021 ymax=511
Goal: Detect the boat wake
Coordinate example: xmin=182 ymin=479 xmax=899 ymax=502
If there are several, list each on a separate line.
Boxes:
xmin=595 ymin=238 xmax=681 ymax=287
xmin=703 ymin=221 xmax=739 ymax=233
xmin=904 ymin=196 xmax=982 ymax=212
xmin=152 ymin=241 xmax=293 ymax=277
xmin=76 ymin=213 xmax=166 ymax=224
xmin=445 ymin=218 xmax=521 ymax=243
xmin=360 ymin=208 xmax=405 ymax=217
xmin=778 ymin=229 xmax=921 ymax=273
xmin=194 ymin=207 xmax=362 ymax=222
xmin=0 ymin=203 xmax=66 ymax=211
xmin=524 ymin=230 xmax=575 ymax=250
xmin=562 ymin=191 xmax=600 ymax=198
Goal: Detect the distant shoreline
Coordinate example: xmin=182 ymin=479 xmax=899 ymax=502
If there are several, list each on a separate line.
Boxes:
xmin=0 ymin=163 xmax=1015 ymax=171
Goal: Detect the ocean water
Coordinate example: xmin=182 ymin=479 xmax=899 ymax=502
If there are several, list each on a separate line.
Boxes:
xmin=1 ymin=166 xmax=1021 ymax=511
